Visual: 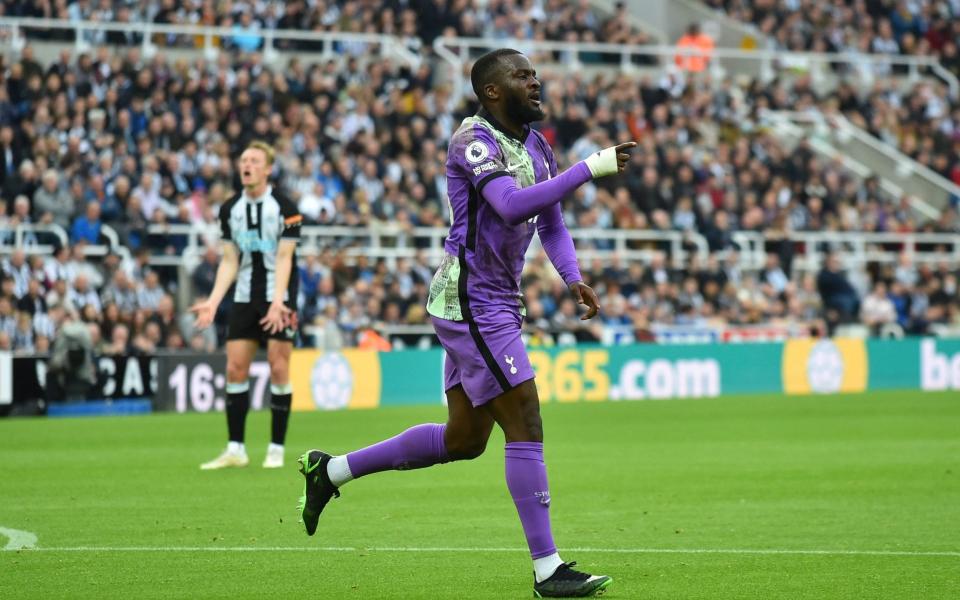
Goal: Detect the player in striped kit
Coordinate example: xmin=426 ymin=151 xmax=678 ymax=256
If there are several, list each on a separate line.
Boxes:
xmin=192 ymin=141 xmax=303 ymax=470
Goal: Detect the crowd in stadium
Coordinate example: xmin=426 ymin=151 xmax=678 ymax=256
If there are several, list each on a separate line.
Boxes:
xmin=2 ymin=0 xmax=652 ymax=50
xmin=698 ymin=1 xmax=960 ymax=183
xmin=701 ymin=0 xmax=960 ymax=75
xmin=0 ymin=2 xmax=959 ymax=354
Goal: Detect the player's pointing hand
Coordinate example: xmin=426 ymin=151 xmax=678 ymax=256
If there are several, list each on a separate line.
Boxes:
xmin=615 ymin=141 xmax=637 ymax=173
xmin=584 ymin=141 xmax=637 ymax=178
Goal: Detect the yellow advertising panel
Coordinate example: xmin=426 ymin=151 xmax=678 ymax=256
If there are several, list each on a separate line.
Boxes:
xmin=290 ymin=349 xmax=382 ymax=411
xmin=782 ymin=338 xmax=867 ymax=395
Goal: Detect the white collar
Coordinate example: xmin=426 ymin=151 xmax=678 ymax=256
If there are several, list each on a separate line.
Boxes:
xmin=242 ymin=185 xmax=272 ymax=203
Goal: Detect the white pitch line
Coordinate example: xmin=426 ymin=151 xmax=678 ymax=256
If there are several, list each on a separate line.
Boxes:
xmin=3 ymin=546 xmax=958 ymax=558
xmin=0 ymin=527 xmax=37 ymax=551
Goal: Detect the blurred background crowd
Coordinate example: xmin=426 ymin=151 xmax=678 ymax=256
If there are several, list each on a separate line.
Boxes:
xmin=1 ymin=0 xmax=959 ymax=355
xmin=701 ymin=0 xmax=960 ymax=76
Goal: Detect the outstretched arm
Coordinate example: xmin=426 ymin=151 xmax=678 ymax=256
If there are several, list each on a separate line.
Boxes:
xmin=481 ymin=162 xmax=591 ymax=226
xmin=190 ymin=242 xmax=239 ymax=329
xmin=480 ymin=142 xmax=636 ymax=226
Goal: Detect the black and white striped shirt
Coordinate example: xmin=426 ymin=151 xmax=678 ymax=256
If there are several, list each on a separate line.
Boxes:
xmin=220 ymin=186 xmax=302 ymax=304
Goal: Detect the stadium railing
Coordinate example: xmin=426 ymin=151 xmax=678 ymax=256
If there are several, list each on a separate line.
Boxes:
xmin=765 ymin=110 xmax=960 ymax=214
xmin=138 ymin=223 xmax=709 ymax=310
xmin=1 ymin=224 xmax=68 ymax=254
xmin=0 ymin=223 xmax=131 ymax=263
xmin=432 ymin=37 xmax=960 ymax=100
xmin=146 ymin=223 xmax=958 ymax=270
xmin=146 ymin=223 xmax=708 ymax=265
xmin=0 ymin=17 xmax=422 ymax=67
xmin=761 ymin=111 xmax=940 ymax=221
xmin=733 ymin=230 xmax=960 ymax=273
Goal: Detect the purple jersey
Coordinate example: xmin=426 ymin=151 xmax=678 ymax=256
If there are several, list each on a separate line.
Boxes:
xmin=427 ymin=111 xmax=581 ymax=320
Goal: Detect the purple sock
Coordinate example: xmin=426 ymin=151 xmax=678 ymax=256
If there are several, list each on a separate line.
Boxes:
xmin=505 ymin=442 xmax=557 ymax=559
xmin=346 ymin=423 xmax=449 ymax=478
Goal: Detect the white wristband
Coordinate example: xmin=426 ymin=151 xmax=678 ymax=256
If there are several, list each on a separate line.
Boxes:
xmin=583 ymin=146 xmax=620 ymax=178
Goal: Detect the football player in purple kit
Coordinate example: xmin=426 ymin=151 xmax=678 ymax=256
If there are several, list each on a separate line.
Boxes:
xmin=297 ymin=49 xmax=635 ymax=597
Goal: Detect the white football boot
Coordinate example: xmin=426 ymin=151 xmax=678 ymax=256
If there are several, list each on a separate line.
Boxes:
xmin=200 ymin=445 xmax=250 ymax=470
xmin=262 ymin=444 xmax=285 ymax=469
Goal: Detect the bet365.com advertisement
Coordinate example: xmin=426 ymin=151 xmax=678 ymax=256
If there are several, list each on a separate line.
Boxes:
xmin=281 ymin=338 xmax=958 ymax=411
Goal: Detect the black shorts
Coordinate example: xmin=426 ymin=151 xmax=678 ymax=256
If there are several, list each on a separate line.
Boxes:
xmin=226 ymin=301 xmax=297 ymax=344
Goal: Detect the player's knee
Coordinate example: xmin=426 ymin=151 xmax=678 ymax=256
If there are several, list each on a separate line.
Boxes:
xmin=226 ymin=361 xmax=248 ymax=383
xmin=446 ymin=436 xmax=487 ymax=461
xmin=269 ymin=361 xmax=288 ymax=383
xmin=519 ymin=413 xmax=544 ymax=443
xmin=268 ymin=347 xmax=290 ymax=380
xmin=521 ymin=420 xmax=543 ymax=443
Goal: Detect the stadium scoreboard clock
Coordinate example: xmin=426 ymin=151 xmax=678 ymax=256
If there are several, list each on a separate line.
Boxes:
xmin=156 ymin=353 xmax=270 ymax=413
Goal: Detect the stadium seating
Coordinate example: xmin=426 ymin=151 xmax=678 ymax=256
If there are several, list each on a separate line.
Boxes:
xmin=698 ymin=0 xmax=960 ymax=183
xmin=0 ymin=7 xmax=958 ymax=355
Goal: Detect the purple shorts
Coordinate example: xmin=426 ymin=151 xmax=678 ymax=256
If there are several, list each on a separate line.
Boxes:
xmin=432 ymin=310 xmax=535 ymax=406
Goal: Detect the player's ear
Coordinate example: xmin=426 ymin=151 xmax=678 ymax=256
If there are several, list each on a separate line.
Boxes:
xmin=483 ymin=82 xmax=499 ymax=102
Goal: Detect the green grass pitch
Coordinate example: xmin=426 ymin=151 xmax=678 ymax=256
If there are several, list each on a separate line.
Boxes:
xmin=1 ymin=391 xmax=958 ymax=599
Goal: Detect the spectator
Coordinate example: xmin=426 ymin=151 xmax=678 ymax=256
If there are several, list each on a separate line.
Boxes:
xmin=3 ymin=160 xmax=39 ymax=205
xmin=32 ymin=169 xmax=75 ymax=230
xmin=0 ymin=296 xmax=15 ymax=339
xmin=817 ymin=254 xmax=860 ymax=328
xmin=12 ymin=310 xmax=35 ymax=353
xmin=704 ymin=210 xmax=737 ymax=252
xmin=861 ymin=281 xmax=898 ymax=334
xmin=762 ymin=254 xmax=789 ymax=296
xmin=357 ymin=326 xmax=392 ymax=351
xmin=65 ymin=243 xmax=103 ymax=289
xmin=70 ymin=201 xmax=103 ymax=245
xmin=68 ymin=274 xmax=103 ymax=313
xmin=101 ymin=270 xmax=139 ymax=315
xmin=231 ymin=12 xmax=264 ymax=52
xmin=2 ymin=249 xmax=31 ymax=298
xmin=10 ymin=195 xmax=33 ymax=232
xmin=132 ymin=320 xmax=163 ymax=354
xmin=894 ymin=252 xmax=919 ymax=288
xmin=16 ymin=278 xmax=47 ymax=316
xmin=311 ymin=302 xmax=344 ymax=350
xmin=888 ymin=280 xmax=911 ymax=328
xmin=0 ymin=125 xmax=24 ymax=188
xmin=675 ymin=23 xmax=714 ymax=73
xmin=191 ymin=246 xmax=220 ymax=298
xmin=136 ymin=270 xmax=165 ymax=311
xmin=46 ymin=316 xmax=97 ymax=401
xmin=103 ymin=322 xmax=131 ymax=356
xmin=44 ymin=246 xmax=70 ymax=287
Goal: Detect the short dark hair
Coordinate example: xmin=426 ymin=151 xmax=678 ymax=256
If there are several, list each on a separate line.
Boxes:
xmin=470 ymin=48 xmax=522 ymax=101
